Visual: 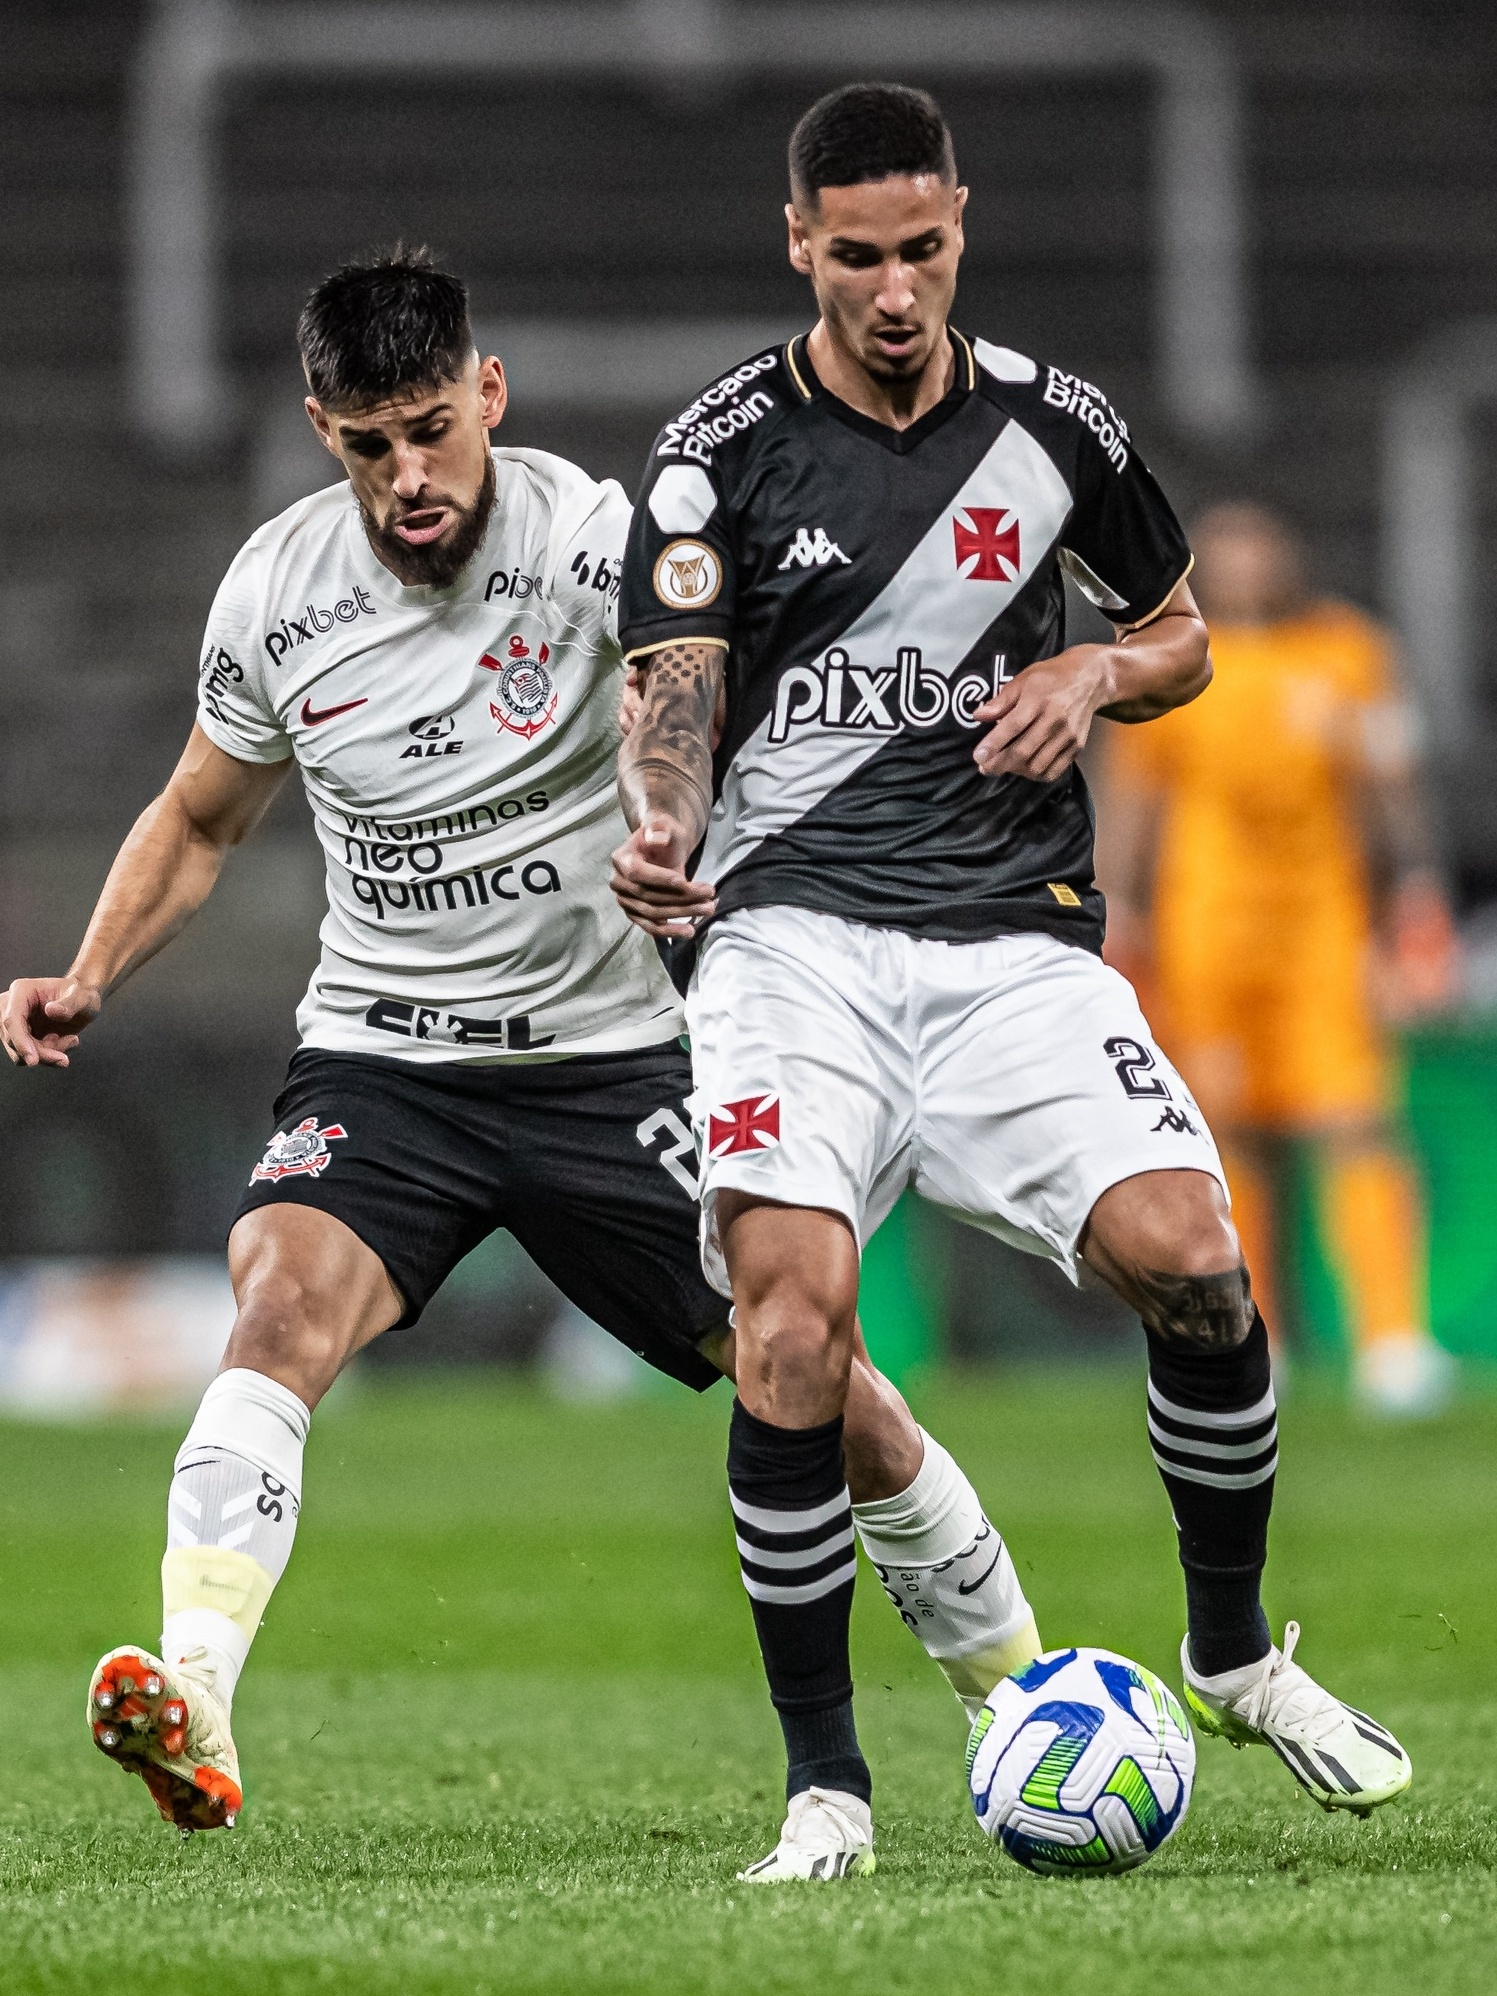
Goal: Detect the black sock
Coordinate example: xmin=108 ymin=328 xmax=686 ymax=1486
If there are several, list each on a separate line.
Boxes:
xmin=727 ymin=1398 xmax=870 ymax=1804
xmin=1146 ymin=1309 xmax=1276 ymax=1676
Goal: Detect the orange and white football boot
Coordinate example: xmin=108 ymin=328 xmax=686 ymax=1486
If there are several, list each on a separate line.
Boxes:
xmin=87 ymin=1646 xmax=242 ymax=1834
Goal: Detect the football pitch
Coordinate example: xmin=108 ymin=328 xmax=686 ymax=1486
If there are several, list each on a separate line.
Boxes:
xmin=1 ymin=1368 xmax=1492 ymax=1995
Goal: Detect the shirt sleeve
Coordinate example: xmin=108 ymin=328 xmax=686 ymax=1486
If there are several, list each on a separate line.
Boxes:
xmin=550 ymin=477 xmax=630 ymax=653
xmin=1057 ymin=393 xmax=1194 ymax=632
xmin=194 ymin=555 xmax=293 ymax=764
xmin=618 ymin=448 xmax=735 ymax=660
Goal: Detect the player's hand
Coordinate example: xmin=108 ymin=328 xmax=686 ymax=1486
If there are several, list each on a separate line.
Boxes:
xmin=972 ymin=647 xmax=1111 ymax=782
xmin=0 ymin=975 xmax=103 ymax=1069
xmin=1376 ymin=870 xmax=1461 ymax=1022
xmin=609 ymin=811 xmax=716 ymax=939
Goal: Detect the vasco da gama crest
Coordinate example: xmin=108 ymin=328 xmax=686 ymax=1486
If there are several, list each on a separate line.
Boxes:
xmin=482 ymin=633 xmax=559 ymax=739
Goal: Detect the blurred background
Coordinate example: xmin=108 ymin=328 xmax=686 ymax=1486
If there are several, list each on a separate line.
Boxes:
xmin=3 ymin=0 xmax=1497 ymax=1413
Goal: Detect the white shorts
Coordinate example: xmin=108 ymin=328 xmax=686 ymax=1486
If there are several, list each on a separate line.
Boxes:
xmin=686 ymin=907 xmax=1227 ymax=1298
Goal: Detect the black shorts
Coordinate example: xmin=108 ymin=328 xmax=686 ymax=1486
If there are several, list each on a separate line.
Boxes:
xmin=233 ymin=1042 xmax=725 ymax=1391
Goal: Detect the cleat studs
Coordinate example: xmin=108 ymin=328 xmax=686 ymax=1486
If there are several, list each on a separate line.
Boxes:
xmin=163 ymin=1702 xmax=186 ymax=1726
xmin=224 ymin=1813 xmax=237 ymax=1829
xmin=143 ymin=1674 xmax=163 ymax=1697
xmin=117 ymin=1677 xmax=135 ymax=1696
xmin=94 ymin=1690 xmax=115 ymax=1712
xmin=98 ymin=1728 xmax=120 ymax=1750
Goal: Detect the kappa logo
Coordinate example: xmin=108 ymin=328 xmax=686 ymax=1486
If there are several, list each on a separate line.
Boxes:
xmin=250 ymin=1117 xmax=347 ymax=1185
xmin=708 ymin=1093 xmax=780 ymax=1158
xmin=481 ymin=634 xmax=558 ymax=739
xmin=1151 ymin=1106 xmax=1202 ymax=1138
xmin=653 ymin=538 xmax=723 ymax=610
xmin=954 ymin=508 xmax=1021 ymax=582
xmin=779 ymin=527 xmax=851 ymax=571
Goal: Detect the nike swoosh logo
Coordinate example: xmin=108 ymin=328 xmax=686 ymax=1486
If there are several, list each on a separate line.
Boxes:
xmin=300 ymin=696 xmax=368 ymax=727
xmin=957 ymin=1547 xmax=1003 ymax=1596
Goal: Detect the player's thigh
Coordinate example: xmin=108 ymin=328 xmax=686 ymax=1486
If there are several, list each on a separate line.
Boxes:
xmin=233 ymin=1051 xmax=500 ymax=1345
xmin=915 ymin=935 xmax=1228 ymax=1273
xmin=498 ymin=1044 xmax=728 ymax=1393
xmin=685 ymin=907 xmax=911 ymax=1295
xmin=224 ymin=1203 xmax=402 ymax=1399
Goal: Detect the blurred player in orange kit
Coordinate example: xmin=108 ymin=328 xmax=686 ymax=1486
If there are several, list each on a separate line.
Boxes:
xmin=1100 ymin=501 xmax=1459 ymax=1415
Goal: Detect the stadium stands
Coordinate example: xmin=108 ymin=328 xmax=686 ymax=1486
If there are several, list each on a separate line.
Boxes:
xmin=4 ymin=0 xmax=1497 ymax=1302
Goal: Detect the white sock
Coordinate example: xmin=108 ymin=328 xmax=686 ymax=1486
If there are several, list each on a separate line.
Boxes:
xmin=161 ymin=1368 xmax=310 ymax=1707
xmin=853 ymin=1430 xmax=1041 ymax=1719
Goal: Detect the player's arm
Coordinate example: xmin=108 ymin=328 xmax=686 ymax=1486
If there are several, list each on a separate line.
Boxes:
xmin=1092 ymin=725 xmax=1166 ymax=983
xmin=1 ymin=726 xmax=289 ymax=1068
xmin=1355 ymin=679 xmax=1459 ymax=1017
xmin=973 ymin=576 xmax=1210 ymax=783
xmin=610 ymin=641 xmax=726 ymax=938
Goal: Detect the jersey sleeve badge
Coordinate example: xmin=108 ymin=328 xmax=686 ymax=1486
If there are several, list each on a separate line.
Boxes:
xmin=653 ymin=539 xmax=724 ymax=611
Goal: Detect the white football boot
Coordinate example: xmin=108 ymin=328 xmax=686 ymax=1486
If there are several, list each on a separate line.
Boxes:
xmin=1182 ymin=1622 xmax=1412 ymax=1815
xmin=1355 ymin=1334 xmax=1456 ymax=1418
xmin=87 ymin=1645 xmax=242 ymax=1834
xmin=737 ymin=1787 xmax=877 ymax=1881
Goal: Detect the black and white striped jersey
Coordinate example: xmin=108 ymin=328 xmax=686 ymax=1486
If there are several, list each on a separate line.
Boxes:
xmin=619 ymin=329 xmax=1192 ymax=955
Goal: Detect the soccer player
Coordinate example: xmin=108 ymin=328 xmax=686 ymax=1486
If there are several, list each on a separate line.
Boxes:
xmin=611 ymin=85 xmax=1413 ymax=1880
xmin=1 ymin=250 xmax=1039 ymax=1845
xmin=1099 ymin=500 xmax=1458 ymax=1414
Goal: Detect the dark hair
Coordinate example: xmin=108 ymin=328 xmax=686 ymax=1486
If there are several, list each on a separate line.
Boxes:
xmin=297 ymin=246 xmax=474 ymax=408
xmin=789 ymin=83 xmax=956 ymax=209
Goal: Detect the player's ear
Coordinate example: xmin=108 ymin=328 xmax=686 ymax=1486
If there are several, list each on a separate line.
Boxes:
xmin=477 ymin=355 xmax=508 ymax=433
xmin=952 ymin=184 xmax=969 ymax=249
xmin=304 ymin=397 xmax=341 ymax=459
xmin=786 ymin=203 xmax=813 ymax=276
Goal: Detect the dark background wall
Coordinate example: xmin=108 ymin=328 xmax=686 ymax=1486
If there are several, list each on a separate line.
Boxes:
xmin=3 ymin=2 xmax=1496 ymax=1355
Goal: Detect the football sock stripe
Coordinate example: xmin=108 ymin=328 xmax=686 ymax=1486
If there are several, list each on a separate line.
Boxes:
xmin=1146 ymin=1310 xmax=1276 ymax=1677
xmin=727 ymin=1398 xmax=870 ymax=1805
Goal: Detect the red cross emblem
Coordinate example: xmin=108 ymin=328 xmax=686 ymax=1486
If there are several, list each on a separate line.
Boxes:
xmin=708 ymin=1093 xmax=781 ymax=1158
xmin=953 ymin=507 xmax=1021 ymax=582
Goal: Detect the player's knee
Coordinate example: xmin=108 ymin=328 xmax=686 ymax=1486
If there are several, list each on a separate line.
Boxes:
xmin=223 ymin=1266 xmax=349 ymax=1385
xmin=1092 ymin=1173 xmax=1253 ymax=1350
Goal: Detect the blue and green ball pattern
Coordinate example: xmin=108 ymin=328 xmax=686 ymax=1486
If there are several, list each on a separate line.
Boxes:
xmin=967 ymin=1647 xmax=1196 ymax=1875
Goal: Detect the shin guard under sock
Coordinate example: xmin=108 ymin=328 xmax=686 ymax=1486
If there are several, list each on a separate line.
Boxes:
xmin=727 ymin=1399 xmax=870 ymax=1804
xmin=1146 ymin=1312 xmax=1275 ymax=1676
xmin=162 ymin=1369 xmax=310 ymax=1704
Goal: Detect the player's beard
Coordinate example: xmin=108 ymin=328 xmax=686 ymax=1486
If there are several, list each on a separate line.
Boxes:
xmin=360 ymin=454 xmax=497 ymax=588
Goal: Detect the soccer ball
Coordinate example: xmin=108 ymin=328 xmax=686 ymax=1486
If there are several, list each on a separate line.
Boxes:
xmin=966 ymin=1646 xmax=1195 ymax=1875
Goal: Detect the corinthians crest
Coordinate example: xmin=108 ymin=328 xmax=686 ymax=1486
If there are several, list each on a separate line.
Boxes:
xmin=250 ymin=1117 xmax=348 ymax=1185
xmin=481 ymin=633 xmax=559 ymax=739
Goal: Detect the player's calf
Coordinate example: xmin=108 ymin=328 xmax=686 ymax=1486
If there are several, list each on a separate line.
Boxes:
xmin=91 ymin=1366 xmax=310 ymax=1830
xmin=1084 ymin=1172 xmax=1274 ymax=1678
xmin=853 ymin=1431 xmax=1041 ymax=1719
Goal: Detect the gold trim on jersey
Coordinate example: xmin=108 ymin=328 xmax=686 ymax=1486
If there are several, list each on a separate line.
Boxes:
xmin=623 ymin=636 xmax=730 ymax=663
xmin=784 ymin=335 xmax=813 ymax=401
xmin=1116 ymin=554 xmax=1196 ymax=634
xmin=951 ymin=327 xmax=977 ymax=389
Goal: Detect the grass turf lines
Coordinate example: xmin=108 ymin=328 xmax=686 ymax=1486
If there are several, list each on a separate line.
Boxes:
xmin=1 ymin=1370 xmax=1492 ymax=1995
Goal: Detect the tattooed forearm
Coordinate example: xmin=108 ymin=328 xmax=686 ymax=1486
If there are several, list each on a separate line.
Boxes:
xmin=1132 ymin=1264 xmax=1253 ymax=1350
xmin=617 ymin=642 xmax=724 ymax=842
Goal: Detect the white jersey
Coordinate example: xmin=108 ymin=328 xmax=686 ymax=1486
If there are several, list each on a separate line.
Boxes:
xmin=195 ymin=447 xmax=683 ymax=1060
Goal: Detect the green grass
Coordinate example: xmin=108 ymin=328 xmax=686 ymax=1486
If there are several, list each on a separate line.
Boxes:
xmin=1 ymin=1371 xmax=1493 ymax=1994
